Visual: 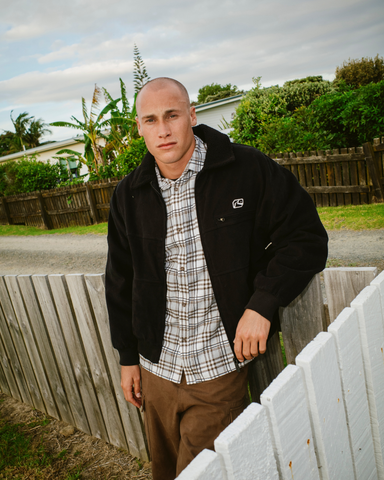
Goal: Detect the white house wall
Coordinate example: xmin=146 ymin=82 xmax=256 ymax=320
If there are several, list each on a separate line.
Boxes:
xmin=196 ymin=101 xmax=241 ymax=131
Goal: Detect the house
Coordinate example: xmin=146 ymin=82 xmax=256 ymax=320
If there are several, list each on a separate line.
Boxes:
xmin=0 ymin=137 xmax=90 ymax=177
xmin=194 ymin=94 xmax=243 ymax=135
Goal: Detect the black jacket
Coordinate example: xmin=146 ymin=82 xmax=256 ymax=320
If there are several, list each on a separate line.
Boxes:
xmin=106 ymin=124 xmax=328 ymax=365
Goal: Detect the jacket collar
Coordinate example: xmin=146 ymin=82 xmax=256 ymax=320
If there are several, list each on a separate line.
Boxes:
xmin=130 ymin=124 xmax=236 ymax=189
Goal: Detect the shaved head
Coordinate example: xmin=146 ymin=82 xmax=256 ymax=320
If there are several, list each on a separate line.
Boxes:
xmin=136 ymin=77 xmax=190 ymax=114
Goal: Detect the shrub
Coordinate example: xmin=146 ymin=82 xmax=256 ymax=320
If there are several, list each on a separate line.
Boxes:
xmin=0 ymin=156 xmax=65 ymax=196
xmin=92 ymin=137 xmax=147 ymax=180
xmin=335 ymin=55 xmax=384 ymax=88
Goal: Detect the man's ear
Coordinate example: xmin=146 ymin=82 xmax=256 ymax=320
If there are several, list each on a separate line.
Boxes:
xmin=190 ymin=107 xmax=197 ymax=127
xmin=136 ymin=117 xmax=143 ymax=137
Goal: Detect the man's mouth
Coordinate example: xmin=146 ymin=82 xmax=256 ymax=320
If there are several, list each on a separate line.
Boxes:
xmin=158 ymin=142 xmax=176 ymax=149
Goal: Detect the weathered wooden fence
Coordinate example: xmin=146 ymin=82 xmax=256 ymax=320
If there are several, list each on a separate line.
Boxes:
xmin=177 ymin=270 xmax=384 ymax=480
xmin=0 ymin=267 xmax=379 ymax=468
xmin=0 ymin=139 xmax=383 ymax=228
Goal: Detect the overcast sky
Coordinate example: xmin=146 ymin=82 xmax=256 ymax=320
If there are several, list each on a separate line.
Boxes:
xmin=1 ymin=0 xmax=383 ymax=143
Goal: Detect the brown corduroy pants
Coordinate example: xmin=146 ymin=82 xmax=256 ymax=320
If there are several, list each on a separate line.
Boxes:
xmin=141 ymin=366 xmax=249 ymax=480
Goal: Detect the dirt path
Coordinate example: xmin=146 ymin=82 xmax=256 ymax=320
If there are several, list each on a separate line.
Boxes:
xmin=1 ymin=230 xmax=384 ymax=275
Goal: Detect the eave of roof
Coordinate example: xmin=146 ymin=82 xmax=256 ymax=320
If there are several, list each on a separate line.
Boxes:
xmin=0 ymin=136 xmax=83 ymax=163
xmin=194 ymin=94 xmax=243 ymax=112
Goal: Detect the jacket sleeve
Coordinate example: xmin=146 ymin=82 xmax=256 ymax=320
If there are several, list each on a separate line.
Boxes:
xmin=245 ymin=153 xmax=328 ymax=321
xmin=105 ymin=183 xmax=139 ymax=366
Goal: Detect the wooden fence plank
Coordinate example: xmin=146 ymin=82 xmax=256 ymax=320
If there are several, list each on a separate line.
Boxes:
xmin=0 ymin=301 xmax=23 ymax=401
xmin=17 ymin=275 xmax=74 ymax=425
xmin=84 ymin=274 xmax=148 ymax=459
xmin=32 ymin=275 xmax=90 ymax=434
xmin=49 ymin=274 xmax=107 ymax=439
xmin=65 ymin=274 xmax=127 ymax=450
xmin=4 ymin=275 xmax=59 ymax=418
xmin=328 ymin=308 xmax=377 ymax=480
xmin=0 ymin=277 xmax=39 ymax=408
xmin=0 ymin=334 xmax=11 ymax=396
xmin=363 ymin=143 xmax=384 ymax=202
xmin=176 ymin=449 xmax=226 ymax=480
xmin=214 ymin=403 xmax=279 ymax=480
xmin=261 ymin=364 xmax=319 ymax=480
xmin=296 ymin=332 xmax=354 ymax=480
xmin=280 ymin=274 xmax=326 ymax=365
xmin=248 ymin=330 xmax=285 ymax=403
xmin=351 ymin=286 xmax=384 ymax=478
xmin=324 ymin=267 xmax=377 ymax=323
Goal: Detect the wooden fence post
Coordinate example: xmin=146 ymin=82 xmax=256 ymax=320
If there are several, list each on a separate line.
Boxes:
xmin=324 ymin=267 xmax=377 ymax=323
xmin=85 ymin=183 xmax=100 ymax=224
xmin=279 ymin=274 xmax=326 ymax=365
xmin=363 ymin=142 xmax=384 ymax=202
xmin=36 ymin=192 xmax=52 ymax=230
xmin=1 ymin=197 xmax=13 ymax=225
xmin=248 ymin=331 xmax=285 ymax=403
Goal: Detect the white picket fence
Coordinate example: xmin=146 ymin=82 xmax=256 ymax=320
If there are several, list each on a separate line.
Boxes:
xmin=177 ymin=270 xmax=384 ymax=480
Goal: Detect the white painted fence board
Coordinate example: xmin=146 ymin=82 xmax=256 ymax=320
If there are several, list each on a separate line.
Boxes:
xmin=370 ymin=270 xmax=384 ymax=326
xmin=0 ymin=303 xmax=23 ymax=401
xmin=0 ymin=276 xmax=39 ymax=408
xmin=17 ymin=275 xmax=73 ymax=424
xmin=66 ymin=274 xmax=127 ymax=450
xmin=176 ymin=449 xmax=226 ymax=480
xmin=324 ymin=267 xmax=377 ymax=323
xmin=351 ymin=286 xmax=384 ymax=478
xmin=49 ymin=274 xmax=106 ymax=439
xmin=32 ymin=275 xmax=90 ymax=434
xmin=296 ymin=332 xmax=354 ymax=480
xmin=4 ymin=275 xmax=59 ymax=418
xmin=84 ymin=274 xmax=147 ymax=459
xmin=280 ymin=274 xmax=326 ymax=364
xmin=214 ymin=403 xmax=279 ymax=480
xmin=261 ymin=364 xmax=320 ymax=480
xmin=328 ymin=307 xmax=378 ymax=480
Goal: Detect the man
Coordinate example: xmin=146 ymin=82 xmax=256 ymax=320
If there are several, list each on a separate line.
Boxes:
xmin=106 ymin=77 xmax=328 ymax=479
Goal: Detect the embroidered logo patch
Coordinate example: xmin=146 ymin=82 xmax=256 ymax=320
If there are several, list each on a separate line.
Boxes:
xmin=232 ymin=198 xmax=244 ymax=209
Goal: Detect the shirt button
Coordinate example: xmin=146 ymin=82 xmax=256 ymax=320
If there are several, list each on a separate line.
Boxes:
xmin=180 ymin=267 xmax=185 ymax=271
xmin=177 ymin=228 xmax=182 ymax=233
xmin=182 ymin=303 xmax=187 ymax=307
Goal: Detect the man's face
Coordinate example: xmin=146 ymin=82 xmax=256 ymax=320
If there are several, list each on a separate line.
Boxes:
xmin=136 ymin=81 xmax=197 ymax=178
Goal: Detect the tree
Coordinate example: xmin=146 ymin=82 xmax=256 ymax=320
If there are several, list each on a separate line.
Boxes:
xmin=51 ymin=85 xmax=120 ymax=174
xmin=335 ymin=55 xmax=384 ymax=88
xmin=196 ymin=83 xmax=242 ymax=104
xmin=2 ymin=111 xmax=52 ymax=154
xmin=133 ymin=44 xmax=150 ymax=93
xmin=0 ymin=131 xmax=15 ymax=157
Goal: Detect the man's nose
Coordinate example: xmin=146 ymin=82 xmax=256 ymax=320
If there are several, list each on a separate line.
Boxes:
xmin=158 ymin=120 xmax=171 ymax=138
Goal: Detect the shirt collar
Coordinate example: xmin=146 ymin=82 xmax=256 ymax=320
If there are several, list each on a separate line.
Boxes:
xmin=155 ymin=135 xmax=207 ymax=191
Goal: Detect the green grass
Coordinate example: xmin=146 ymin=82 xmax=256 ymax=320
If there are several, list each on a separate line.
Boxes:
xmin=317 ymin=203 xmax=384 ymax=230
xmin=0 ymin=222 xmax=108 ymax=236
xmin=0 ymin=414 xmax=84 ymax=479
xmin=0 ymin=203 xmax=383 ymax=236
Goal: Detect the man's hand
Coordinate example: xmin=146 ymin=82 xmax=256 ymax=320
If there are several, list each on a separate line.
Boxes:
xmin=234 ymin=309 xmax=271 ymax=362
xmin=121 ymin=365 xmax=142 ymax=408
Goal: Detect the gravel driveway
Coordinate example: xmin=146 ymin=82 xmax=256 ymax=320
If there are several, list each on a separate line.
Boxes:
xmin=1 ymin=230 xmax=383 ymax=275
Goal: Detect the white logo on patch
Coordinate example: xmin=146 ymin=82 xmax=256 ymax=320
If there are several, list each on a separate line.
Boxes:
xmin=232 ymin=198 xmax=244 ymax=209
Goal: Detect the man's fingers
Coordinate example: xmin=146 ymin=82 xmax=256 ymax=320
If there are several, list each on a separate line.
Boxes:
xmin=234 ymin=337 xmax=245 ymax=362
xmin=121 ymin=365 xmax=142 ymax=408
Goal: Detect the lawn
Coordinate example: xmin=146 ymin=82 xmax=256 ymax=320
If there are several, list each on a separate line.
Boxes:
xmin=0 ymin=203 xmax=383 ymax=236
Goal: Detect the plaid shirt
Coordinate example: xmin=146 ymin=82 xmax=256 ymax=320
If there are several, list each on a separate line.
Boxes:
xmin=140 ymin=136 xmax=238 ymax=384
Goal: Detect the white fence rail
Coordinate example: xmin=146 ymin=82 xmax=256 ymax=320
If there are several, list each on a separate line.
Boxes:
xmin=176 ymin=271 xmax=384 ymax=480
